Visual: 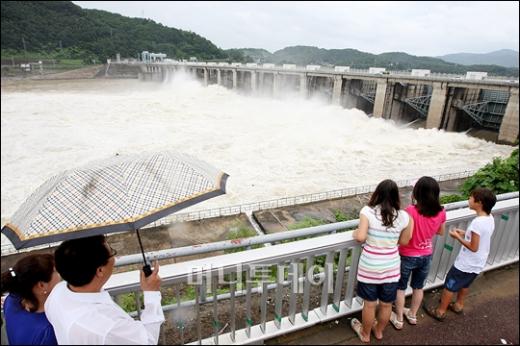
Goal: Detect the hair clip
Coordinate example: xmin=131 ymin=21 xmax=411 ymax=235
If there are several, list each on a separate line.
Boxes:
xmin=9 ymin=267 xmax=16 ymax=277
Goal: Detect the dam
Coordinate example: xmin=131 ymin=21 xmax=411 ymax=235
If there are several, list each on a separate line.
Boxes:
xmin=109 ymin=60 xmax=519 ymax=145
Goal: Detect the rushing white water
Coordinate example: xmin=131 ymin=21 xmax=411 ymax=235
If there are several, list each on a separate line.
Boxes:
xmin=1 ymin=73 xmax=514 ymax=229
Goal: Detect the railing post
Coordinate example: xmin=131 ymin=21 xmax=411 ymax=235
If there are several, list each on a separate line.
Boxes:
xmin=333 ymin=249 xmax=348 ymax=312
xmin=320 ymin=252 xmax=335 ymax=315
xmin=245 ymin=268 xmax=253 ymax=338
xmin=274 ymin=263 xmax=284 ymax=329
xmin=302 ymin=256 xmax=312 ymax=321
xmin=344 ymin=246 xmax=361 ymax=308
xmin=288 ymin=261 xmax=298 ymax=325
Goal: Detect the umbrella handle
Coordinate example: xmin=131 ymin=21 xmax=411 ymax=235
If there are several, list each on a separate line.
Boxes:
xmin=143 ymin=264 xmax=152 ymax=277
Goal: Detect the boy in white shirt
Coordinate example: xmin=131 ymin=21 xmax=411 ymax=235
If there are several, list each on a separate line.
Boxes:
xmin=423 ymin=188 xmax=496 ymax=321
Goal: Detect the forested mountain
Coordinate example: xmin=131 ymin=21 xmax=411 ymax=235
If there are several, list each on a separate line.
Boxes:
xmin=437 ymin=49 xmax=519 ymax=68
xmin=233 ymin=46 xmax=519 ymax=76
xmin=1 ymin=1 xmax=231 ymax=62
xmin=1 ymin=1 xmax=518 ymax=77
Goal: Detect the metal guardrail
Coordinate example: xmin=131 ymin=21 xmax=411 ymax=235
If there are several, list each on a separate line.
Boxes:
xmin=0 ymin=170 xmax=477 ymax=256
xmin=104 ymin=195 xmax=519 ymax=345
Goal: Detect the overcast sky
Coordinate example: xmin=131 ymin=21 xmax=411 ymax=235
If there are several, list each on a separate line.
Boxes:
xmin=72 ymin=1 xmax=519 ymax=56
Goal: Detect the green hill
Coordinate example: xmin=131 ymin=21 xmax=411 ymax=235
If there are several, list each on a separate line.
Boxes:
xmin=437 ymin=49 xmax=519 ymax=68
xmin=1 ymin=1 xmax=232 ymax=63
xmin=233 ymin=46 xmax=519 ymax=77
xmin=2 ymin=2 xmax=517 ymax=77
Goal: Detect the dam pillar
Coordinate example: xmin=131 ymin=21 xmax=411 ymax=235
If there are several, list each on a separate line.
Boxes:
xmin=217 ymin=69 xmax=222 ymax=86
xmin=203 ymin=68 xmax=208 ymax=86
xmin=259 ymin=72 xmax=264 ymax=93
xmin=232 ymin=69 xmax=238 ymax=89
xmin=342 ymin=79 xmax=359 ymax=108
xmin=251 ymin=71 xmax=257 ymax=92
xmin=426 ymin=82 xmax=448 ymax=129
xmin=332 ymin=75 xmax=343 ymax=105
xmin=442 ymin=87 xmax=465 ymax=131
xmin=273 ymin=73 xmax=280 ymax=97
xmin=300 ymin=73 xmax=307 ymax=98
xmin=498 ymin=88 xmax=519 ymax=144
xmin=373 ymin=80 xmax=388 ymax=118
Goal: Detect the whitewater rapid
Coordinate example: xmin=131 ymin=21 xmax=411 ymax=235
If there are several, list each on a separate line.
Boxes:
xmin=1 ymin=74 xmax=514 ymax=228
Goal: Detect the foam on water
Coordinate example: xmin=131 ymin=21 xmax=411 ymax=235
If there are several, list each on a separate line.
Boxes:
xmin=1 ymin=73 xmax=514 ymax=227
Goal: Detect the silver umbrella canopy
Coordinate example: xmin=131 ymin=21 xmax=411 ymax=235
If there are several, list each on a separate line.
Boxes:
xmin=2 ymin=151 xmax=228 ymax=274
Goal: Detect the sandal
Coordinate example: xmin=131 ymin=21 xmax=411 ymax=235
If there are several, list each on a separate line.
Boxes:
xmin=403 ymin=307 xmax=417 ymax=325
xmin=389 ymin=311 xmax=404 ymax=330
xmin=351 ymin=318 xmax=370 ymax=343
xmin=423 ymin=304 xmax=447 ymax=322
xmin=448 ymin=302 xmax=464 ymax=314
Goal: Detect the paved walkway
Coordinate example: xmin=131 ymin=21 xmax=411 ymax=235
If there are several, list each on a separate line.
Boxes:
xmin=267 ymin=264 xmax=519 ymax=345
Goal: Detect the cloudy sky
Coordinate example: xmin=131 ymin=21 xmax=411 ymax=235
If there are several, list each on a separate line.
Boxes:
xmin=72 ymin=1 xmax=519 ymax=56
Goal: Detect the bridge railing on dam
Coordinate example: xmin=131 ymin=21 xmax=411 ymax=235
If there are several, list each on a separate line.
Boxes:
xmin=124 ymin=60 xmax=519 ymax=81
xmin=104 ymin=194 xmax=519 ymax=345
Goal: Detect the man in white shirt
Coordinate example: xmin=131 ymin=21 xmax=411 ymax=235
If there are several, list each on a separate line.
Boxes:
xmin=45 ymin=235 xmax=165 ymax=344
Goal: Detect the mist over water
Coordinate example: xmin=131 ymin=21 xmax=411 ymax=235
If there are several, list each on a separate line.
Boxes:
xmin=1 ymin=73 xmax=514 ymax=227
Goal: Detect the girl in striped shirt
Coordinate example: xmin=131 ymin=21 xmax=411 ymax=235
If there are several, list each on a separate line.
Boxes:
xmin=351 ymin=179 xmax=413 ymax=343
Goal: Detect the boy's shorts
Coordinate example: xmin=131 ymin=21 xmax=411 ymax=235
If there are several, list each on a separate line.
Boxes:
xmin=444 ymin=265 xmax=478 ymax=292
xmin=357 ymin=281 xmax=399 ymax=303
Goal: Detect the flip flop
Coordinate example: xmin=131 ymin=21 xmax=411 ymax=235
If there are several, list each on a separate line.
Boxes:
xmin=403 ymin=307 xmax=417 ymax=325
xmin=350 ymin=318 xmax=370 ymax=343
xmin=448 ymin=302 xmax=464 ymax=314
xmin=389 ymin=311 xmax=404 ymax=330
xmin=423 ymin=304 xmax=447 ymax=322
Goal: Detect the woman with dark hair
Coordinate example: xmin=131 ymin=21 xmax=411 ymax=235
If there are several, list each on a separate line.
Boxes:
xmin=1 ymin=254 xmax=61 ymax=345
xmin=350 ymin=179 xmax=413 ymax=343
xmin=390 ymin=176 xmax=446 ymax=330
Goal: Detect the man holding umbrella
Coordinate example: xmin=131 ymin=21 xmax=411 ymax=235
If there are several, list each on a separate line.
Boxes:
xmin=2 ymin=151 xmax=229 ymax=344
xmin=45 ymin=235 xmax=164 ymax=345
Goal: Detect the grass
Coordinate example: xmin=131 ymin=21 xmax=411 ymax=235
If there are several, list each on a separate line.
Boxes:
xmin=224 ymin=223 xmax=263 ymax=254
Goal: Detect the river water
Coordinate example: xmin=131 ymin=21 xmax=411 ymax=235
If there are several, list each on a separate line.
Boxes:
xmin=1 ymin=73 xmax=514 ymax=229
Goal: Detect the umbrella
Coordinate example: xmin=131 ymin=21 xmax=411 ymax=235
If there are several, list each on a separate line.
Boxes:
xmin=1 ymin=151 xmax=228 ymax=275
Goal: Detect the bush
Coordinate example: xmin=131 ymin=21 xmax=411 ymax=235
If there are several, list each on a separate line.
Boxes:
xmin=334 ymin=209 xmax=359 ymax=222
xmin=460 ymin=149 xmax=519 ymax=196
xmin=440 ymin=194 xmax=467 ymax=204
xmin=118 ymin=292 xmax=140 ymax=312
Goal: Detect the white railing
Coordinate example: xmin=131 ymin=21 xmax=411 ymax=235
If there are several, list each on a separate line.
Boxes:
xmin=104 ymin=195 xmax=519 ymax=345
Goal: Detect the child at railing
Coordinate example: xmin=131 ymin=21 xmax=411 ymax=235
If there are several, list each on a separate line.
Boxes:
xmin=390 ymin=176 xmax=446 ymax=330
xmin=423 ymin=188 xmax=497 ymax=321
xmin=350 ymin=179 xmax=413 ymax=343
